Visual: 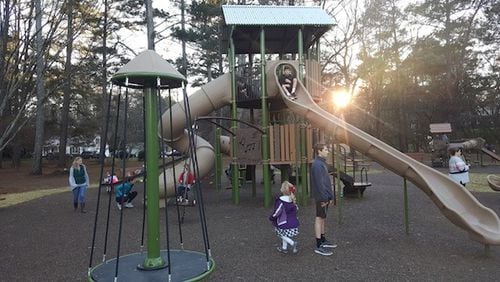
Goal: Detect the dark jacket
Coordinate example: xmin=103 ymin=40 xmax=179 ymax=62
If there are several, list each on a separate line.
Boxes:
xmin=310 ymin=156 xmax=334 ymax=201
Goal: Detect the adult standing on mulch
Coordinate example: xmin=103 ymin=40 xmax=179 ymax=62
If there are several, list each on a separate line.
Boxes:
xmin=310 ymin=143 xmax=337 ymax=256
xmin=69 ymin=156 xmax=89 ymax=213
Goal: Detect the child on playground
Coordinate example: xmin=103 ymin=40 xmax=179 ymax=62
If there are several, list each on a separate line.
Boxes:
xmin=115 ymin=170 xmax=140 ymax=210
xmin=104 ymin=172 xmax=118 ymax=193
xmin=177 ymin=163 xmax=195 ymax=204
xmin=269 ymin=181 xmax=299 ymax=254
xmin=279 ymin=65 xmax=297 ymax=100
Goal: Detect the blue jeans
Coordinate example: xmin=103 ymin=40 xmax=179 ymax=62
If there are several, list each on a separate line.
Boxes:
xmin=72 ymin=185 xmax=87 ymax=203
xmin=177 ymin=185 xmax=190 ymax=199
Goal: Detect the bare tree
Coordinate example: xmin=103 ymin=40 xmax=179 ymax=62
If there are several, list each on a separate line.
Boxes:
xmin=32 ymin=0 xmax=46 ymax=174
xmin=320 ymin=0 xmax=361 ymax=88
xmin=58 ymin=0 xmax=74 ymax=167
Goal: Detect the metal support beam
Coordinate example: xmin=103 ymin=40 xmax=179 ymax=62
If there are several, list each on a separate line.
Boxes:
xmin=229 ymin=27 xmax=240 ymax=204
xmin=404 ymin=177 xmax=409 ymax=234
xmin=139 ymin=87 xmax=167 ymax=270
xmin=260 ymin=26 xmax=271 ymax=208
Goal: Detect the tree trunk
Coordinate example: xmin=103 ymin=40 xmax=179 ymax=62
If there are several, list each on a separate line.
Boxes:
xmin=12 ymin=139 xmax=21 ymax=168
xmin=0 ymin=0 xmax=11 ymax=170
xmin=145 ymin=0 xmax=154 ymax=50
xmin=0 ymin=0 xmax=10 ymax=110
xmin=32 ymin=0 xmax=45 ymax=175
xmin=98 ymin=0 xmax=109 ymax=165
xmin=58 ymin=0 xmax=74 ymax=168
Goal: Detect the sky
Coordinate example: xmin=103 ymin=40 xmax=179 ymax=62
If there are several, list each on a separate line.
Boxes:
xmin=117 ymin=1 xmax=196 ymax=97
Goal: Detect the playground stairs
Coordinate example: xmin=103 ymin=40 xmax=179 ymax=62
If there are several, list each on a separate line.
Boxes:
xmin=332 ymin=168 xmax=372 ymax=198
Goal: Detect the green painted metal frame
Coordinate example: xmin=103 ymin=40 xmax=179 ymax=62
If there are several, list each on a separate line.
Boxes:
xmin=140 ymin=87 xmax=167 ymax=270
xmin=404 ymin=177 xmax=409 ymax=234
xmin=224 ymin=22 xmax=326 ymax=208
xmin=297 ymin=26 xmax=309 ymax=205
xmin=215 ymin=127 xmax=222 ymax=191
xmin=260 ymin=26 xmax=272 ymax=208
xmin=335 ymin=143 xmax=343 ymax=224
xmin=229 ymin=26 xmax=240 ymax=204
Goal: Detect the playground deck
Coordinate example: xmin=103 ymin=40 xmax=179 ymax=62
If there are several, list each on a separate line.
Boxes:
xmin=1 ymin=164 xmax=500 ymax=281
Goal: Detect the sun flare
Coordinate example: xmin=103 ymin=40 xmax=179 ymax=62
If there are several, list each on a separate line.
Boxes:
xmin=331 ymin=90 xmax=351 ymax=109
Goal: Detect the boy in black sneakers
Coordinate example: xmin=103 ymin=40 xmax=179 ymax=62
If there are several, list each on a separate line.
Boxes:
xmin=310 ymin=143 xmax=338 ymax=256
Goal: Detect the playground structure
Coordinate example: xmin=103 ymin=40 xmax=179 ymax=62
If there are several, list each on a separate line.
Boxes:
xmin=335 ymin=145 xmax=372 ymax=198
xmin=87 ymin=5 xmax=500 ymax=281
xmin=429 ymin=123 xmax=500 ymax=167
xmin=157 ymin=5 xmax=500 ymax=247
xmin=88 ymin=50 xmax=214 ymax=281
xmin=161 ymin=56 xmax=500 ymax=245
xmin=488 ymin=175 xmax=500 ymax=192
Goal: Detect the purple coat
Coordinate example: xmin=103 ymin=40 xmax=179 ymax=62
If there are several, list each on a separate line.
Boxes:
xmin=269 ymin=196 xmax=299 ymax=229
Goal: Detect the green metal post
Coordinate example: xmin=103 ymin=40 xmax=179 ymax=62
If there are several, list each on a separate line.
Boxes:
xmin=215 ymin=127 xmax=222 ymax=191
xmin=260 ymin=26 xmax=271 ymax=208
xmin=298 ymin=27 xmax=309 ymax=204
xmin=140 ymin=87 xmax=166 ymax=270
xmin=229 ymin=28 xmax=240 ymax=204
xmin=250 ymin=109 xmax=256 ymax=197
xmin=335 ymin=143 xmax=343 ymax=224
xmin=404 ymin=177 xmax=409 ymax=234
xmin=296 ymin=27 xmax=309 ymax=205
xmin=252 ymin=165 xmax=256 ymax=197
xmin=299 ymin=123 xmax=307 ymax=206
xmin=298 ymin=26 xmax=304 ymax=81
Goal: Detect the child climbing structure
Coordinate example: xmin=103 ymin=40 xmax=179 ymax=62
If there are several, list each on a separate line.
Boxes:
xmin=158 ymin=5 xmax=500 ymax=246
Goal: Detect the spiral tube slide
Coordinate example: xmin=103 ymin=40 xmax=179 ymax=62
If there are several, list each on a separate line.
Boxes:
xmin=267 ymin=60 xmax=500 ymax=245
xmin=158 ymin=74 xmax=231 ymax=197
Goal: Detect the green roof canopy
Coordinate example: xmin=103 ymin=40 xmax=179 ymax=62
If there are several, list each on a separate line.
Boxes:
xmin=112 ymin=50 xmax=186 ymax=89
xmin=222 ymin=5 xmax=335 ymax=54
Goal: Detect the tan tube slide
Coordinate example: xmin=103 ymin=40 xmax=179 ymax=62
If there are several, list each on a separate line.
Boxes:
xmin=267 ymin=60 xmax=500 ymax=245
xmin=158 ymin=74 xmax=231 ymax=197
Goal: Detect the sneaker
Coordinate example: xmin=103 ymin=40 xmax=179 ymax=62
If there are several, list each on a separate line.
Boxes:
xmin=276 ymin=247 xmax=288 ymax=254
xmin=124 ymin=202 xmax=134 ymax=208
xmin=320 ymin=240 xmax=337 ymax=249
xmin=292 ymin=241 xmax=298 ymax=254
xmin=314 ymin=246 xmax=333 ymax=256
xmin=116 ymin=203 xmax=122 ymax=210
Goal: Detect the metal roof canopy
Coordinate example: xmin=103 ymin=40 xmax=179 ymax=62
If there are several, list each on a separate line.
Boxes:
xmin=430 ymin=123 xmax=452 ymax=133
xmin=222 ymin=5 xmax=335 ymax=54
xmin=112 ymin=50 xmax=186 ymax=89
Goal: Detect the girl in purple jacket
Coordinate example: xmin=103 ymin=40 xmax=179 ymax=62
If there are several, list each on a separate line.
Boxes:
xmin=269 ymin=181 xmax=299 ymax=254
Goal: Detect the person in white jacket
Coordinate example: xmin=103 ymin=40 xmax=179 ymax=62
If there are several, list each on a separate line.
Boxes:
xmin=69 ymin=157 xmax=90 ymax=213
xmin=448 ymin=147 xmax=469 ymax=187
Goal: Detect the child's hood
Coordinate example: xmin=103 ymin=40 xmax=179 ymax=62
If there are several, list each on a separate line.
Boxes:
xmin=279 ymin=195 xmax=292 ymax=203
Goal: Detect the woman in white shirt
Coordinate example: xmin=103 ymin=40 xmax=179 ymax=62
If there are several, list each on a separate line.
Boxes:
xmin=448 ymin=147 xmax=469 ymax=187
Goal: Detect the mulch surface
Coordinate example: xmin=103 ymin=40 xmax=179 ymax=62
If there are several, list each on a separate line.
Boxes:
xmin=1 ymin=164 xmax=500 ymax=281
